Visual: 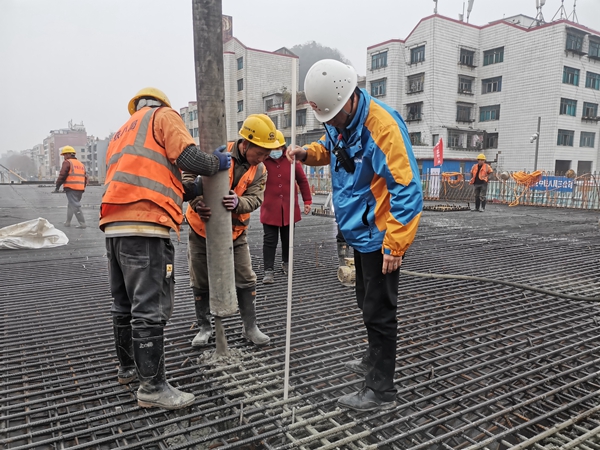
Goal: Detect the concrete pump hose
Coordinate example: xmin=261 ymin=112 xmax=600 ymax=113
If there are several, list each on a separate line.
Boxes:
xmin=399 ymin=270 xmax=600 ymax=303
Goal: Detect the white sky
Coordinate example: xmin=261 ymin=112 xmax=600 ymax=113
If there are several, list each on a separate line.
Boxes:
xmin=1 ymin=0 xmax=599 ymax=152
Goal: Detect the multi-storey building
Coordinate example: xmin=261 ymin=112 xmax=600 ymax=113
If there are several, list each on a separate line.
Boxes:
xmin=43 ymin=121 xmax=87 ymax=177
xmin=366 ymin=13 xmax=600 ymax=175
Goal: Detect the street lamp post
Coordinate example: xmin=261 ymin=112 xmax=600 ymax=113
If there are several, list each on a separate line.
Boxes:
xmin=533 ymin=116 xmax=541 ymax=171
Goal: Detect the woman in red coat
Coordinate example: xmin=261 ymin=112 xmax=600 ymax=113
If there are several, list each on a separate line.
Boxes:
xmin=261 ymin=132 xmax=312 ymax=284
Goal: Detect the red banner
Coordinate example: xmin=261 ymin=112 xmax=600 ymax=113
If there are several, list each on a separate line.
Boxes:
xmin=433 ymin=137 xmax=444 ymax=167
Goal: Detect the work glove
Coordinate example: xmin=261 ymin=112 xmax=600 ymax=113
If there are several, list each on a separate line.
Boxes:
xmin=195 ymin=201 xmax=212 ymax=222
xmin=214 ymin=145 xmax=231 ymax=171
xmin=222 ymin=190 xmax=239 ymax=210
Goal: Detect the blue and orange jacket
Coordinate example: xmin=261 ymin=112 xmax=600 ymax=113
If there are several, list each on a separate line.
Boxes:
xmin=303 ymin=89 xmax=423 ymax=256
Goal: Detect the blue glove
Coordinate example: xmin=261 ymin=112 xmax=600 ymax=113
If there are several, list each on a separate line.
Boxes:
xmin=214 ymin=145 xmax=231 ymax=171
xmin=223 ymin=190 xmax=239 ymax=210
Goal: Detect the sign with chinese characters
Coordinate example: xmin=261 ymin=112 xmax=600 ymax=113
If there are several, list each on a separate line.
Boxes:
xmin=531 ymin=176 xmax=574 ymax=193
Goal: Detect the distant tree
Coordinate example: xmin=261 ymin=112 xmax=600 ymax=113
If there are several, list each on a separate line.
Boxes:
xmin=290 ymin=41 xmax=352 ymax=90
xmin=1 ymin=154 xmax=36 ymax=178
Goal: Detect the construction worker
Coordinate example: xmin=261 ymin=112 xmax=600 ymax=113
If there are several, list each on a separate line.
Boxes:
xmin=469 ymin=154 xmax=494 ymax=212
xmin=186 ymin=114 xmax=279 ymax=348
xmin=100 ymin=87 xmax=230 ymax=410
xmin=55 ymin=146 xmax=88 ymax=228
xmin=260 ymin=130 xmax=312 ymax=284
xmin=287 ymin=59 xmax=423 ymax=412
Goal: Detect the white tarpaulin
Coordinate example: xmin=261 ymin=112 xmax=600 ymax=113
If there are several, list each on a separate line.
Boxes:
xmin=0 ymin=218 xmax=69 ymax=249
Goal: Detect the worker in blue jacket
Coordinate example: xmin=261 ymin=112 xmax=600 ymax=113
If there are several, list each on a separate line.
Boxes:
xmin=288 ymin=59 xmax=423 ymax=412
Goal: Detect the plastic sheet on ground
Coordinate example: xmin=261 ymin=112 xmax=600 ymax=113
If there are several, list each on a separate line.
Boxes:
xmin=0 ymin=218 xmax=69 ymax=249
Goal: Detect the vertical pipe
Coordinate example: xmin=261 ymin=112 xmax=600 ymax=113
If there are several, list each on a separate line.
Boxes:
xmin=534 ymin=116 xmax=541 ymax=171
xmin=192 ymin=0 xmax=237 ymax=325
xmin=283 ymin=57 xmax=298 ymax=401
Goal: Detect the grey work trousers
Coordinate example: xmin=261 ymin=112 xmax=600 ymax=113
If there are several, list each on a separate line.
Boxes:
xmin=106 ymin=236 xmax=176 ymax=329
xmin=65 ymin=188 xmax=85 ymax=224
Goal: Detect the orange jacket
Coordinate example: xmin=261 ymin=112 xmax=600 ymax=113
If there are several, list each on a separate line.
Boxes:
xmin=100 ymin=107 xmax=191 ymax=232
xmin=63 ymin=159 xmax=87 ymax=190
xmin=469 ymin=163 xmax=493 ymax=184
xmin=186 ymin=145 xmax=258 ymax=240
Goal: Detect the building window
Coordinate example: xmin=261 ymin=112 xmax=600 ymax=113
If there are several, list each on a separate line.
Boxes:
xmin=555 ymin=160 xmax=571 ymax=173
xmin=237 ymin=121 xmax=243 ymax=131
xmin=271 ymin=115 xmax=278 ymax=129
xmin=566 ymin=33 xmax=584 ymax=52
xmin=265 ymin=99 xmax=274 ymax=110
xmin=406 ymin=102 xmax=423 ymax=121
xmin=296 ymin=109 xmax=307 ymax=126
xmin=284 ymin=114 xmax=291 ymax=128
xmin=580 ymin=132 xmax=596 ymax=148
xmin=485 ymin=132 xmax=499 ymax=149
xmin=559 ymin=98 xmax=577 ymax=116
xmin=237 ymin=100 xmax=243 ymax=112
xmin=456 ymin=103 xmax=473 ymax=122
xmin=448 ymin=130 xmax=463 ymax=148
xmin=563 ymin=66 xmax=580 ymax=86
xmin=371 ymin=78 xmax=387 ymax=97
xmin=409 ymin=132 xmax=422 ymax=146
xmin=557 ymin=129 xmax=575 ymax=146
xmin=589 ymin=41 xmax=600 ymax=59
xmin=480 ymin=105 xmax=500 ymax=122
xmin=458 ymin=76 xmax=474 ymax=94
xmin=483 ymin=47 xmax=504 ymax=66
xmin=459 ymin=48 xmax=475 ymax=67
xmin=410 ymin=45 xmax=425 ymax=64
xmin=237 ymin=78 xmax=243 ymax=91
xmin=432 ymin=134 xmax=439 ymax=146
xmin=583 ymin=102 xmax=598 ymax=119
xmin=188 ymin=110 xmax=197 ymax=122
xmin=585 ymin=72 xmax=600 ymax=90
xmin=371 ymin=51 xmax=387 ymax=70
xmin=237 ymin=57 xmax=243 ymax=70
xmin=407 ymin=73 xmax=424 ymax=93
xmin=482 ymin=76 xmax=502 ymax=94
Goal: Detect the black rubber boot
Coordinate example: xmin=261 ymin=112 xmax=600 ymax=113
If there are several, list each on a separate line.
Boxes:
xmin=112 ymin=315 xmax=136 ymax=384
xmin=133 ymin=327 xmax=195 ymax=410
xmin=474 ymin=197 xmax=480 ymax=212
xmin=191 ymin=290 xmax=212 ymax=347
xmin=237 ymin=287 xmax=270 ymax=345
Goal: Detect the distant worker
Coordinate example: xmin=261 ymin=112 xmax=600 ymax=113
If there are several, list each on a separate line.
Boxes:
xmin=186 ymin=114 xmax=279 ymax=348
xmin=100 ymin=87 xmax=230 ymax=410
xmin=55 ymin=146 xmax=88 ymax=228
xmin=287 ymin=59 xmax=423 ymax=412
xmin=469 ymin=153 xmax=494 ymax=212
xmin=261 ymin=130 xmax=312 ymax=284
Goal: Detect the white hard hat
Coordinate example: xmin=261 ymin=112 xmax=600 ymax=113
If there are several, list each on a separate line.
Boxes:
xmin=304 ymin=59 xmax=358 ymax=123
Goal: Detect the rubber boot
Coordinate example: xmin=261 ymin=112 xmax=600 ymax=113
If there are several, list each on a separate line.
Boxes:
xmin=481 ymin=200 xmax=486 ymax=212
xmin=75 ymin=210 xmax=86 ymax=228
xmin=112 ymin=315 xmax=136 ymax=384
xmin=191 ymin=290 xmax=212 ymax=347
xmin=133 ymin=327 xmax=195 ymax=410
xmin=474 ymin=197 xmax=480 ymax=212
xmin=237 ymin=287 xmax=270 ymax=345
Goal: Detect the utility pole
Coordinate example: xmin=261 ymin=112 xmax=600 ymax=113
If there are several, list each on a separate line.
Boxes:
xmin=534 ymin=116 xmax=541 ymax=171
xmin=192 ymin=0 xmax=237 ymax=356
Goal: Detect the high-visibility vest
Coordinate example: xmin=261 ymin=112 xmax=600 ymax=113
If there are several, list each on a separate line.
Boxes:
xmin=470 ymin=163 xmax=492 ymax=184
xmin=186 ymin=148 xmax=258 ymax=240
xmin=101 ymin=107 xmax=184 ymax=227
xmin=63 ymin=159 xmax=86 ymax=190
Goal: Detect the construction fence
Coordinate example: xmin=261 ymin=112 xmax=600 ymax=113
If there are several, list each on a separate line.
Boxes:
xmin=306 ymin=171 xmax=600 ymax=210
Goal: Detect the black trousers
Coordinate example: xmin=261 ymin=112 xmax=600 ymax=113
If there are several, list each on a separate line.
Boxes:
xmin=262 ymin=223 xmax=291 ymax=271
xmin=106 ymin=236 xmax=175 ymax=330
xmin=355 ymin=249 xmax=399 ymax=401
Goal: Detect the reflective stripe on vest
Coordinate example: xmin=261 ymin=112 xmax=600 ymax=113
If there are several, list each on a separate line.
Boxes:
xmin=102 ymin=107 xmax=184 ymax=224
xmin=186 ymin=152 xmax=259 ymax=240
xmin=64 ymin=159 xmax=86 ymax=190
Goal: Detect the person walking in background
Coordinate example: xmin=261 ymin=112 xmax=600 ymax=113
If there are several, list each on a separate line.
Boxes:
xmin=185 ymin=114 xmax=279 ymax=348
xmin=261 ymin=130 xmax=312 ymax=285
xmin=101 ymin=87 xmax=230 ymax=410
xmin=287 ymin=59 xmax=423 ymax=412
xmin=55 ymin=146 xmax=88 ymax=228
xmin=469 ymin=153 xmax=494 ymax=212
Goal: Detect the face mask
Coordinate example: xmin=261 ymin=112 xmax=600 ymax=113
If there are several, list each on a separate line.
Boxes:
xmin=270 ymin=150 xmax=283 ymax=159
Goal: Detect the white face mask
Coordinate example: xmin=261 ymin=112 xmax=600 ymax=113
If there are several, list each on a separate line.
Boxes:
xmin=270 ymin=150 xmax=283 ymax=159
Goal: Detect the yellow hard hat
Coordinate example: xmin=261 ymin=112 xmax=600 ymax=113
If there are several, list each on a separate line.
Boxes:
xmin=275 ymin=130 xmax=286 ymax=147
xmin=239 ymin=114 xmax=280 ymax=149
xmin=128 ymin=87 xmax=171 ymax=116
xmin=476 ymin=153 xmax=486 ymax=160
xmin=60 ymin=146 xmax=76 ymax=155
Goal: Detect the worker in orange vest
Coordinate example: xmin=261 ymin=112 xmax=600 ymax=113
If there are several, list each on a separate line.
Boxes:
xmin=185 ymin=114 xmax=280 ymax=348
xmin=55 ymin=146 xmax=88 ymax=228
xmin=100 ymin=87 xmax=231 ymax=410
xmin=469 ymin=153 xmax=494 ymax=212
